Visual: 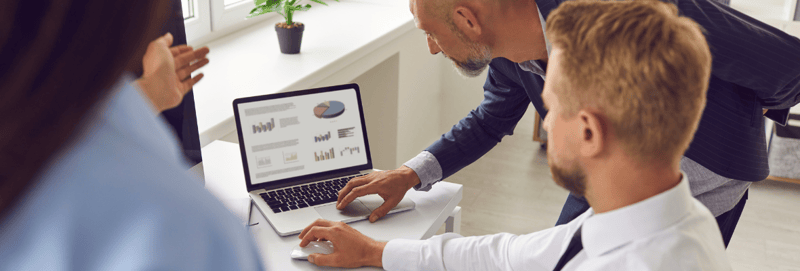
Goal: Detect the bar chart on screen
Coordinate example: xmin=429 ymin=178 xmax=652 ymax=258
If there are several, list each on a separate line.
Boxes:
xmin=283 ymin=151 xmax=298 ymax=164
xmin=252 ymin=118 xmax=276 ymax=133
xmin=256 ymin=156 xmax=271 ymax=168
xmin=314 ymin=131 xmax=332 ymax=142
xmin=314 ymin=148 xmax=335 ymax=161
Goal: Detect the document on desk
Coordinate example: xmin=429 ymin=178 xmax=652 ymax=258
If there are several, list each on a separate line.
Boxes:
xmin=202 ymin=140 xmax=252 ymax=224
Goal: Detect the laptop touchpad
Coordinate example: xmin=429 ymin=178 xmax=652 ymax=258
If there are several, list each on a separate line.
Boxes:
xmin=315 ymin=200 xmax=370 ymax=221
xmin=358 ymin=194 xmax=390 ymax=211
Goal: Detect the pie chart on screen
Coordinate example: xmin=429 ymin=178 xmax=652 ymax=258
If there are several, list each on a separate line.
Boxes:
xmin=313 ymin=101 xmax=345 ymax=119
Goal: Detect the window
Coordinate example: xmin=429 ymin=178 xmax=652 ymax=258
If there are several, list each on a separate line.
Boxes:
xmin=224 ymin=0 xmax=248 ymax=6
xmin=183 ymin=0 xmax=212 ymax=44
xmin=211 ymin=0 xmax=253 ymax=31
xmin=181 ymin=0 xmax=277 ymax=45
xmin=181 ymin=0 xmax=195 ymax=20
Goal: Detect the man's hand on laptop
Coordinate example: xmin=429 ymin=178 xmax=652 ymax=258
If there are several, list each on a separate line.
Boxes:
xmin=337 ymin=166 xmax=421 ymax=222
xmin=299 ymin=219 xmax=386 ymax=268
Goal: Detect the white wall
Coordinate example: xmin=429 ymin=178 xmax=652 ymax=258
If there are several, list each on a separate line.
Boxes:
xmin=395 ymin=31 xmax=445 ymax=167
xmin=438 ymin=63 xmax=489 ymax=133
xmin=350 ymin=55 xmax=400 ymax=171
xmin=219 ymin=29 xmax=449 ymax=170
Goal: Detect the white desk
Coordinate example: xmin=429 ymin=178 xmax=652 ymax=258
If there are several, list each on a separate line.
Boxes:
xmin=201 ymin=140 xmax=463 ymax=270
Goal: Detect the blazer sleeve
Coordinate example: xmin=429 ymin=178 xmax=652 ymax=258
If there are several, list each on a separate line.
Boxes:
xmin=425 ymin=59 xmax=533 ymax=180
xmin=677 ymin=0 xmax=800 ymax=111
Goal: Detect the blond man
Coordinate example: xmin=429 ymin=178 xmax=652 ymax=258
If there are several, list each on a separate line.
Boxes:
xmin=296 ymin=1 xmax=731 ymax=270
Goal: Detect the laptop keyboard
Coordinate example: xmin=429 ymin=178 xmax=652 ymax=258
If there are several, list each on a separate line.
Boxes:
xmin=260 ymin=173 xmax=368 ymax=213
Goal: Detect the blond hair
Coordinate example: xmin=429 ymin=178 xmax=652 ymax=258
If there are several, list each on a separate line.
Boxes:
xmin=546 ymin=0 xmax=712 ymax=163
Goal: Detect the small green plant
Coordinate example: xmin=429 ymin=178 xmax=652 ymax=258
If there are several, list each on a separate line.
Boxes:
xmin=247 ymin=0 xmax=338 ymax=26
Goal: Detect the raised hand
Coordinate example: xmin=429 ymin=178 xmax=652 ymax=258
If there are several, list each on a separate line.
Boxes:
xmin=136 ymin=33 xmax=210 ymax=112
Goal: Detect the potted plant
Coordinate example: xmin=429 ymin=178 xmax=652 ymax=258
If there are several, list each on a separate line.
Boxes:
xmin=248 ymin=0 xmax=338 ymax=54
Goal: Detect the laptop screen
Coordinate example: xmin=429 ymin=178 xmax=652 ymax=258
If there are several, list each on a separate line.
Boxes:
xmin=235 ymin=85 xmax=370 ymax=187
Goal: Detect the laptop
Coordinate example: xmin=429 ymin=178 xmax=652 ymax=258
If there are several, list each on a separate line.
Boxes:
xmin=233 ymin=83 xmax=415 ymax=236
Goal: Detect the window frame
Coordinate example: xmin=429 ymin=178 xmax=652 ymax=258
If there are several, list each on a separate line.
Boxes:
xmin=211 ymin=0 xmax=257 ymax=31
xmin=184 ymin=0 xmax=282 ymax=45
xmin=184 ymin=0 xmax=212 ymax=45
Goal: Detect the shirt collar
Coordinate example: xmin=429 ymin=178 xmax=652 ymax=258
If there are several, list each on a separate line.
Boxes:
xmin=581 ymin=171 xmax=695 ymax=258
xmin=518 ymin=60 xmax=547 ymax=77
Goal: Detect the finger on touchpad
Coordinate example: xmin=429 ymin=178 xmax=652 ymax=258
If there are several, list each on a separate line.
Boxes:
xmin=357 ymin=194 xmax=386 ymax=211
xmin=315 ymin=200 xmax=370 ymax=221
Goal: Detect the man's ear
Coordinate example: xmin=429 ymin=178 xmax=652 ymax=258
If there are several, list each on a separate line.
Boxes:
xmin=453 ymin=5 xmax=482 ymax=39
xmin=576 ymin=109 xmax=605 ymax=158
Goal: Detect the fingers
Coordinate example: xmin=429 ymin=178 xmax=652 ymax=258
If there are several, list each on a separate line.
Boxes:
xmin=163 ymin=32 xmax=174 ymax=47
xmin=308 ymin=253 xmax=336 ymax=267
xmin=175 ymin=46 xmax=210 ymax=70
xmin=151 ymin=33 xmax=174 ymax=49
xmin=369 ymin=197 xmax=402 ymax=222
xmin=337 ymin=177 xmax=370 ymax=206
xmin=170 ymin=45 xmax=192 ymax=56
xmin=299 ymin=226 xmax=333 ymax=247
xmin=180 ymin=73 xmax=204 ymax=94
xmin=176 ymin=58 xmax=209 ymax=81
xmin=299 ymin=219 xmax=335 ymax=240
xmin=337 ymin=183 xmax=375 ymax=210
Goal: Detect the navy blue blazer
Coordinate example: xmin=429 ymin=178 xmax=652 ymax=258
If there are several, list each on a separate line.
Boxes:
xmin=426 ymin=0 xmax=800 ymax=182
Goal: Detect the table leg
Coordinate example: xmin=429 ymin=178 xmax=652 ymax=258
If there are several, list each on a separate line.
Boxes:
xmin=445 ymin=206 xmax=462 ymax=234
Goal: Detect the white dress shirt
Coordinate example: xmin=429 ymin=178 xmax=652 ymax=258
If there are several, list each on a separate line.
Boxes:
xmin=382 ymin=173 xmax=731 ymax=270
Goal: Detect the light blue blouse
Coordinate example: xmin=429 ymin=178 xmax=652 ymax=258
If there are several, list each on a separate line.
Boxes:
xmin=0 ymin=75 xmax=265 ymax=270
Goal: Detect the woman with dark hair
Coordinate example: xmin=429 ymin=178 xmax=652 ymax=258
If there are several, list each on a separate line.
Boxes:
xmin=0 ymin=1 xmax=263 ymax=269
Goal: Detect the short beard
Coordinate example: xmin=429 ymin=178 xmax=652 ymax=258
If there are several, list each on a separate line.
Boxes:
xmin=446 ymin=23 xmax=492 ymax=78
xmin=549 ymin=157 xmax=587 ymax=197
xmin=450 ymin=44 xmax=491 ymax=78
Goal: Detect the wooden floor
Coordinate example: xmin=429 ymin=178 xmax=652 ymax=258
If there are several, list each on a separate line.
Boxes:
xmin=434 ymin=105 xmax=800 ymax=270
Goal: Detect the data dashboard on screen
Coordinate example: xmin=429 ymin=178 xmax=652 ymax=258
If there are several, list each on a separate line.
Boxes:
xmin=237 ymin=88 xmax=369 ymax=185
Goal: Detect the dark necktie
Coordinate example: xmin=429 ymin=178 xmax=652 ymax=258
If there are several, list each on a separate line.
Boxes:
xmin=553 ymin=225 xmax=583 ymax=271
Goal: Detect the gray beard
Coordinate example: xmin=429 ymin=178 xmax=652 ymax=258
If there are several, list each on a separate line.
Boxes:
xmin=446 ymin=45 xmax=492 ymax=78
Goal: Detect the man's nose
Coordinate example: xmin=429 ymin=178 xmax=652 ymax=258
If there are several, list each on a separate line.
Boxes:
xmin=427 ymin=35 xmax=442 ymax=55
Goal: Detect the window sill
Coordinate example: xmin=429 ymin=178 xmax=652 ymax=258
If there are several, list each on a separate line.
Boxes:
xmin=191 ymin=0 xmax=414 ymax=146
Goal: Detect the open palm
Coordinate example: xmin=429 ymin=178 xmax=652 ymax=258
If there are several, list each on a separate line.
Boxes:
xmin=139 ymin=33 xmax=210 ymax=112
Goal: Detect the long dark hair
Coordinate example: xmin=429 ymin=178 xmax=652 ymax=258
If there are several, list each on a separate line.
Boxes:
xmin=0 ymin=1 xmax=169 ymax=218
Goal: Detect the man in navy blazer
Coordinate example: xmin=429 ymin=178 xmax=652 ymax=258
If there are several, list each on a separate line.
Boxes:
xmin=336 ymin=0 xmax=800 ymax=246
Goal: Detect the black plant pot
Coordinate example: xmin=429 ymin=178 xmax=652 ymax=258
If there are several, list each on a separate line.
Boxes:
xmin=275 ymin=23 xmax=304 ymax=54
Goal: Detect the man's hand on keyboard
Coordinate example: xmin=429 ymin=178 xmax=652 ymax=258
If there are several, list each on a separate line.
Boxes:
xmin=336 ymin=166 xmax=420 ymax=222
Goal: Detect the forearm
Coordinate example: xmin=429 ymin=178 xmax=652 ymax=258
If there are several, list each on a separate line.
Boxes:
xmin=421 ymin=60 xmax=532 ymax=180
xmin=404 ymin=116 xmax=516 ymax=190
xmin=382 ymin=232 xmax=552 ymax=271
xmin=425 ymin=111 xmax=511 ymax=179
